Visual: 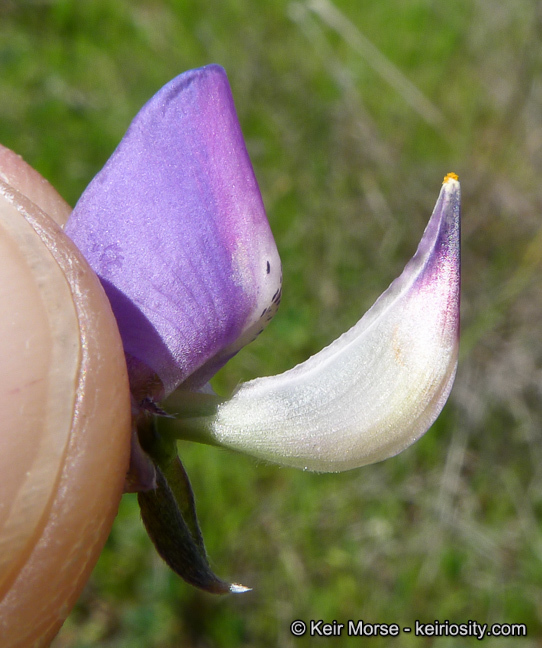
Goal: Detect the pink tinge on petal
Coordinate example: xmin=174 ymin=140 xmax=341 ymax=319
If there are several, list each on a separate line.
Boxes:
xmin=400 ymin=173 xmax=460 ymax=347
xmin=352 ymin=173 xmax=460 ymax=350
xmin=65 ymin=65 xmax=281 ymax=399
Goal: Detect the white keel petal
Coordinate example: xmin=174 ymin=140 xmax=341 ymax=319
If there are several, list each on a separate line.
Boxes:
xmin=184 ymin=176 xmax=461 ymax=472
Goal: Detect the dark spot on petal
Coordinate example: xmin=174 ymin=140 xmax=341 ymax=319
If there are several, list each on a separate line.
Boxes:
xmin=266 ymin=261 xmax=271 ymax=274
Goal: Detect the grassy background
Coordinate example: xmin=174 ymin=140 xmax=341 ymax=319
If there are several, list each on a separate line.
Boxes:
xmin=2 ymin=0 xmax=542 ymax=645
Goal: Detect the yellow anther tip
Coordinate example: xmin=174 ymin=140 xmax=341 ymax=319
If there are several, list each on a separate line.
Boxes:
xmin=443 ymin=172 xmax=459 ymax=184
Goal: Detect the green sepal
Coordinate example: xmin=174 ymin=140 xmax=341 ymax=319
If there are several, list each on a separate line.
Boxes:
xmin=138 ymin=464 xmax=231 ymax=593
xmin=135 ymin=409 xmax=247 ymax=594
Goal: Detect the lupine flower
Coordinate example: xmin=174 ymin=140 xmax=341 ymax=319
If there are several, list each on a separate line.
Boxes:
xmin=65 ymin=65 xmax=461 ymax=592
xmin=0 ymin=64 xmax=460 ymax=646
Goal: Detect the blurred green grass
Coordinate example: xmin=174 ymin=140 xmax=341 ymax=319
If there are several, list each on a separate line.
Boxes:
xmin=2 ymin=0 xmax=542 ymax=645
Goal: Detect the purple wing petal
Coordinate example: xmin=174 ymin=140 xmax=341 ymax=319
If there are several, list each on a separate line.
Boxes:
xmin=66 ymin=65 xmax=281 ymax=399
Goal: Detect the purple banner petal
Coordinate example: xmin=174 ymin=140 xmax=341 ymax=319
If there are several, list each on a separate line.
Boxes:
xmin=66 ymin=65 xmax=281 ymax=399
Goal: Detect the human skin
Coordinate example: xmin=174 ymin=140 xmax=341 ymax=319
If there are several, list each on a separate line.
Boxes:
xmin=0 ymin=145 xmax=131 ymax=648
